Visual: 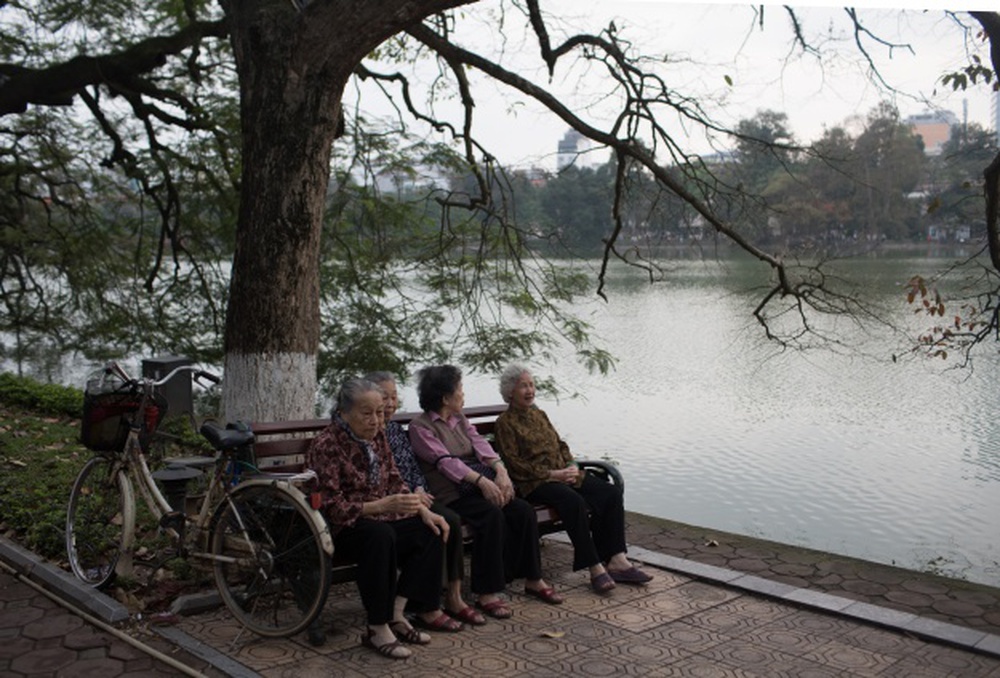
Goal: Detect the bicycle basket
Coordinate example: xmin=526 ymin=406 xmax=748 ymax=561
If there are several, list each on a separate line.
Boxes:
xmin=81 ymin=373 xmax=167 ymax=452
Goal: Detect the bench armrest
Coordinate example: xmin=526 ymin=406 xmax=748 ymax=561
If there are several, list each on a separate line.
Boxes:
xmin=577 ymin=460 xmax=624 ymax=492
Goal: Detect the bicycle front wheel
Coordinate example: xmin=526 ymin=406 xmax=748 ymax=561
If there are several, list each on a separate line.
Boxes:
xmin=65 ymin=456 xmax=134 ymax=588
xmin=210 ymin=483 xmax=330 ymax=637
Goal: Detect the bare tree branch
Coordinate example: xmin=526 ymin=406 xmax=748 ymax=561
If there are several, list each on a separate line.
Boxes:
xmin=0 ymin=20 xmax=228 ymax=116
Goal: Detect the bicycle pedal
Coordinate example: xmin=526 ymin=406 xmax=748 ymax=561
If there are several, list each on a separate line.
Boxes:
xmin=159 ymin=511 xmax=186 ymax=530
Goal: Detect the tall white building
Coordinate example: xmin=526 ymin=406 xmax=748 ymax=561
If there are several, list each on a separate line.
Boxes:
xmin=556 ymin=128 xmax=591 ymax=170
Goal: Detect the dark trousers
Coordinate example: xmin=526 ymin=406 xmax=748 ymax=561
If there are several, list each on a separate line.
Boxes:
xmin=526 ymin=474 xmax=627 ymax=571
xmin=448 ymin=495 xmax=541 ymax=595
xmin=431 ymin=500 xmax=464 ymax=584
xmin=333 ymin=516 xmax=443 ymax=625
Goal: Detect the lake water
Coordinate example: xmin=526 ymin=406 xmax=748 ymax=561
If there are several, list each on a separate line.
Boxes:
xmin=7 ymin=250 xmax=999 ymax=586
xmin=399 ymin=252 xmax=1000 ymax=587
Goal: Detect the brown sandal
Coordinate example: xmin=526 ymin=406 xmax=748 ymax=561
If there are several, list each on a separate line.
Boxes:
xmin=524 ymin=586 xmax=564 ymax=605
xmin=388 ymin=620 xmax=431 ymax=645
xmin=476 ymin=597 xmax=513 ymax=619
xmin=412 ymin=612 xmax=463 ymax=632
xmin=362 ymin=628 xmax=411 ymax=659
xmin=447 ymin=605 xmax=486 ymax=626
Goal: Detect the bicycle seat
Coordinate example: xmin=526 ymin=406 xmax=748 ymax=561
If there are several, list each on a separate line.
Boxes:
xmin=200 ymin=422 xmax=255 ymax=450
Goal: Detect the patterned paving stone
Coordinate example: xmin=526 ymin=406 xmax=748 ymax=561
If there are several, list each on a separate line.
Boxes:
xmin=772 ymin=562 xmax=814 ymax=578
xmin=599 ymin=633 xmax=693 ymax=664
xmin=9 ymin=645 xmax=77 ymax=674
xmin=656 ymin=653 xmax=756 ymax=677
xmin=21 ymin=610 xmax=85 ymax=639
xmin=728 ymin=558 xmax=770 ymax=572
xmin=801 ymin=638 xmax=899 ymax=674
xmin=646 ymin=619 xmax=734 ymax=653
xmin=840 ymin=579 xmax=890 ymax=596
xmin=932 ymin=598 xmax=986 ymax=617
xmin=537 ymin=646 xmax=656 ymax=676
xmin=5 ymin=515 xmax=1000 ymax=677
xmin=900 ymin=578 xmax=952 ymax=595
xmin=884 ymin=588 xmax=934 ymax=608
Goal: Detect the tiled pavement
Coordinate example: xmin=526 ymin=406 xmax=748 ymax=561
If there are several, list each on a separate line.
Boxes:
xmin=3 ymin=513 xmax=1000 ymax=677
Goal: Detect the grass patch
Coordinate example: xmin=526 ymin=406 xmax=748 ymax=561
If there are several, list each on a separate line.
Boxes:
xmin=0 ymin=372 xmax=215 ymax=597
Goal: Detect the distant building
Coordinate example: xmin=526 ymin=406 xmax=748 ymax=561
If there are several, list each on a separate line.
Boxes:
xmin=907 ymin=111 xmax=958 ymax=156
xmin=556 ymin=129 xmax=591 ymax=170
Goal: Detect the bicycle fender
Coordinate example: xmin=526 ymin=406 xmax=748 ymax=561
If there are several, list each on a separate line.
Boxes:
xmin=235 ymin=477 xmax=335 ymax=556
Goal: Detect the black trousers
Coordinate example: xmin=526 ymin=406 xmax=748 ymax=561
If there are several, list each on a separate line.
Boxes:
xmin=333 ymin=516 xmax=443 ymax=625
xmin=526 ymin=474 xmax=627 ymax=571
xmin=430 ymin=499 xmax=464 ymax=584
xmin=448 ymin=494 xmax=542 ymax=595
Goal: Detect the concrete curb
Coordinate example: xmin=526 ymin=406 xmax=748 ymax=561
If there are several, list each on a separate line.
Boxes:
xmin=0 ymin=535 xmax=128 ymax=624
xmin=0 ymin=535 xmax=254 ymax=677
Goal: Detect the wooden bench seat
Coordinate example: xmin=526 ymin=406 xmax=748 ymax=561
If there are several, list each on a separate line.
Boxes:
xmin=249 ymin=404 xmax=623 ymax=584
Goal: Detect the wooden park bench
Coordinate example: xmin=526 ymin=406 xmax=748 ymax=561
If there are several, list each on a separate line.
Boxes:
xmin=249 ymin=404 xmax=624 ymax=584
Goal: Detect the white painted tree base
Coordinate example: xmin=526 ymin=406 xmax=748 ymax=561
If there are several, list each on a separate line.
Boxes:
xmin=223 ymin=352 xmax=317 ymax=423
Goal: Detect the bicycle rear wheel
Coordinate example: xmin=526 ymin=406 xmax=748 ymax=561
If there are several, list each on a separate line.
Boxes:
xmin=65 ymin=456 xmax=134 ymax=588
xmin=210 ymin=483 xmax=330 ymax=637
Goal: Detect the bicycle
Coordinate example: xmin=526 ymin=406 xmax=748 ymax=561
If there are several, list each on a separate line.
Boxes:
xmin=65 ymin=361 xmax=333 ymax=638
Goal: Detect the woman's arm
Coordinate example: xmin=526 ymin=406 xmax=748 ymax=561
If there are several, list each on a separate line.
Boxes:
xmin=306 ymin=432 xmax=365 ymax=527
xmin=408 ymin=420 xmax=476 ymax=484
xmin=494 ymin=415 xmax=549 ymax=484
xmin=462 ymin=416 xmax=500 ymax=463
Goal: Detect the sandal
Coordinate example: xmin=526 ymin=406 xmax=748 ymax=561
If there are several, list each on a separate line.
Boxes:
xmin=524 ymin=586 xmax=564 ymax=605
xmin=389 ymin=620 xmax=431 ymax=645
xmin=608 ymin=566 xmax=653 ymax=585
xmin=447 ymin=605 xmax=486 ymax=626
xmin=591 ymin=572 xmax=616 ymax=594
xmin=361 ymin=628 xmax=411 ymax=659
xmin=475 ymin=597 xmax=513 ymax=619
xmin=412 ymin=612 xmax=463 ymax=633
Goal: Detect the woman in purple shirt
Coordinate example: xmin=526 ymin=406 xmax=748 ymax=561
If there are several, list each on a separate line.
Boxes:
xmin=408 ymin=364 xmax=562 ymax=620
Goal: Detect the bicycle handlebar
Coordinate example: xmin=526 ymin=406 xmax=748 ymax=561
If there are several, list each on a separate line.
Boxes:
xmin=103 ymin=361 xmax=221 ymax=390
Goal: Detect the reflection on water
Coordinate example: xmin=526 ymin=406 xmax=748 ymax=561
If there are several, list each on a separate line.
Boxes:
xmin=409 ymin=255 xmax=1000 ymax=586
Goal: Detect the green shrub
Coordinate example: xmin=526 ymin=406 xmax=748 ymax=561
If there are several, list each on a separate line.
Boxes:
xmin=0 ymin=373 xmax=83 ymax=417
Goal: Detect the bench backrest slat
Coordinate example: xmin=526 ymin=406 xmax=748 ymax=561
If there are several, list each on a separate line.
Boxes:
xmin=250 ymin=404 xmax=508 ymax=473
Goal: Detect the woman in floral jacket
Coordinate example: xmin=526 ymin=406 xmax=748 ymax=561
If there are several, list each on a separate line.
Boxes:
xmin=306 ymin=377 xmax=449 ymax=660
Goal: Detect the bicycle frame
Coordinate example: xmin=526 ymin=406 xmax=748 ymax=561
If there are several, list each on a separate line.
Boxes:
xmin=96 ymin=363 xmax=333 ymax=580
xmin=68 ymin=361 xmax=335 ymax=637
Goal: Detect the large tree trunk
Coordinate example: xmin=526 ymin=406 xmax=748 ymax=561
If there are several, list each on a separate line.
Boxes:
xmin=219 ymin=0 xmax=472 ymax=422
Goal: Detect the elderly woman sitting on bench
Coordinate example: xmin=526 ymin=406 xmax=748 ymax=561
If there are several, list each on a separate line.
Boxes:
xmin=494 ymin=363 xmax=652 ymax=594
xmin=306 ymin=377 xmax=450 ymax=660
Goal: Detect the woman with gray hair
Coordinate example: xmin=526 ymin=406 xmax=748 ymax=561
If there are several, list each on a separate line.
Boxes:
xmin=494 ymin=364 xmax=652 ymax=593
xmin=306 ymin=377 xmax=450 ymax=659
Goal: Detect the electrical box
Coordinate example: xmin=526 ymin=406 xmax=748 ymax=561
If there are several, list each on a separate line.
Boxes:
xmin=142 ymin=355 xmax=193 ymax=419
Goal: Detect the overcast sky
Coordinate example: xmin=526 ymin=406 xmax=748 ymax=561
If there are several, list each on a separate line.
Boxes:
xmin=382 ymin=1 xmax=995 ymax=171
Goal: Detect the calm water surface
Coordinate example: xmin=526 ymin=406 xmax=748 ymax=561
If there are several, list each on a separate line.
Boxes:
xmin=403 ymin=254 xmax=1000 ymax=586
xmin=9 ymin=253 xmax=999 ymax=586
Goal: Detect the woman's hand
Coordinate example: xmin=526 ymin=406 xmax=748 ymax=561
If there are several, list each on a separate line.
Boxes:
xmin=493 ymin=466 xmax=516 ymax=503
xmin=479 ymin=477 xmax=508 ymax=507
xmin=378 ymin=493 xmax=423 ymax=516
xmin=418 ymin=506 xmax=450 ymax=541
xmin=414 ymin=487 xmax=435 ymax=509
xmin=550 ymin=465 xmax=580 ymax=484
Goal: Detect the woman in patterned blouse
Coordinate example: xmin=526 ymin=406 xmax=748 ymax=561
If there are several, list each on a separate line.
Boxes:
xmin=365 ymin=371 xmax=485 ymax=628
xmin=494 ymin=364 xmax=653 ymax=594
xmin=305 ymin=377 xmax=450 ymax=660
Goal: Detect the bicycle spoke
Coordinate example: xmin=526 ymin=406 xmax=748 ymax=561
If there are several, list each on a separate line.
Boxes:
xmin=210 ymin=484 xmax=328 ymax=637
xmin=66 ymin=457 xmax=130 ymax=587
